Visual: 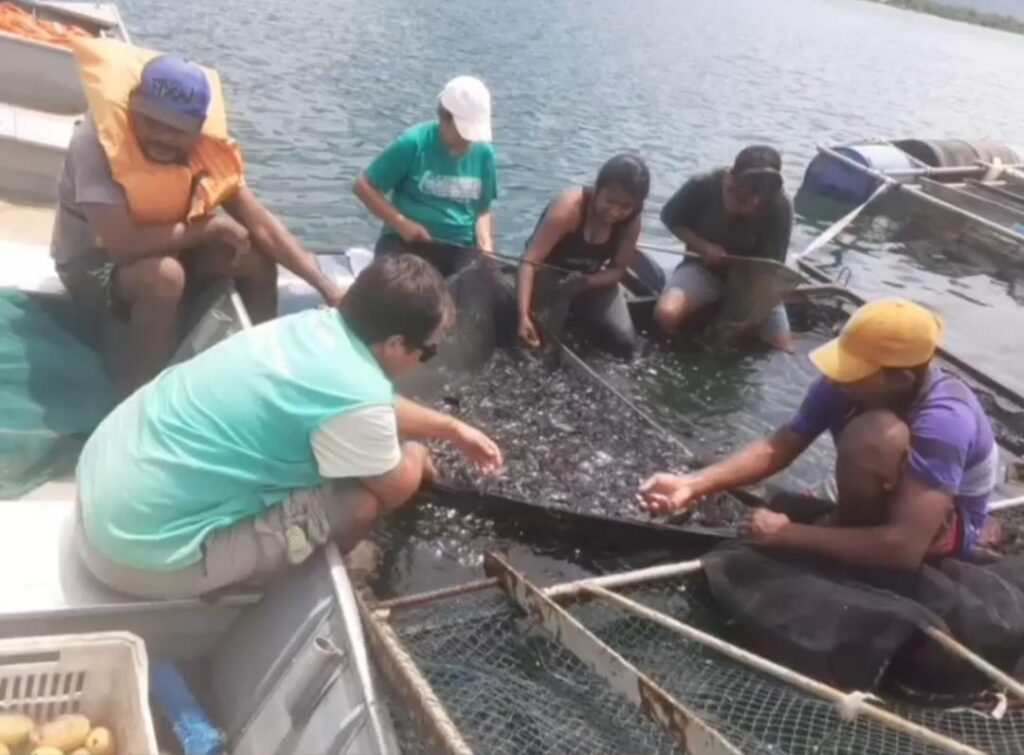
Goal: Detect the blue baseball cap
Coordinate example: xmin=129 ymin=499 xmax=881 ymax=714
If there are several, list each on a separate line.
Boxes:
xmin=132 ymin=54 xmax=211 ymax=133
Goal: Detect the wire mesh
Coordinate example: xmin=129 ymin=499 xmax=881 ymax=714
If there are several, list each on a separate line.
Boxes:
xmin=384 ymin=578 xmax=1024 ymax=755
xmin=387 ymin=590 xmax=678 ymax=754
xmin=569 ymin=579 xmax=1024 ymax=755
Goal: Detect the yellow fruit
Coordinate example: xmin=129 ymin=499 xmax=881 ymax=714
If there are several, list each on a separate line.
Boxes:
xmin=30 ymin=747 xmax=65 ymax=755
xmin=0 ymin=712 xmax=34 ymax=746
xmin=33 ymin=714 xmax=91 ymax=751
xmin=86 ymin=726 xmax=115 ymax=755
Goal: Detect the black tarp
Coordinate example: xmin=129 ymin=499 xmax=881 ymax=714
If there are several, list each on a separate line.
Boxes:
xmin=704 ymin=543 xmax=1024 ymax=695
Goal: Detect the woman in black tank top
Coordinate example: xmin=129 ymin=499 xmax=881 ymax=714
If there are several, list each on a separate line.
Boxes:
xmin=517 ymin=154 xmax=650 ymax=357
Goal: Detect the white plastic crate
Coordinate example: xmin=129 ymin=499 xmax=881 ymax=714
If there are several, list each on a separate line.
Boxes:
xmin=0 ymin=631 xmax=158 ymax=754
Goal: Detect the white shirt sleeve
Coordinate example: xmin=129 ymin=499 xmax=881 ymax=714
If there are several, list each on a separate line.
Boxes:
xmin=311 ymin=404 xmax=402 ymax=479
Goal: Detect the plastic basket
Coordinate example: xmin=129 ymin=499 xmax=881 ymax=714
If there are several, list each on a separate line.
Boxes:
xmin=0 ymin=631 xmax=158 ymax=754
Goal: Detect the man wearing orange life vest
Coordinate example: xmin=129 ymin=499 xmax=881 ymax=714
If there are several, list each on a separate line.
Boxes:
xmin=52 ymin=39 xmax=343 ymax=391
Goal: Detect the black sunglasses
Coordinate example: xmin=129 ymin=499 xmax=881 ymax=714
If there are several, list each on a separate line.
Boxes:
xmin=416 ymin=341 xmax=439 ymax=363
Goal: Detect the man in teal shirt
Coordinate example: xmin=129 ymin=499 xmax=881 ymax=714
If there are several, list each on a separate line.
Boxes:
xmin=354 ymin=76 xmax=498 ymax=276
xmin=75 ymin=254 xmax=503 ymax=598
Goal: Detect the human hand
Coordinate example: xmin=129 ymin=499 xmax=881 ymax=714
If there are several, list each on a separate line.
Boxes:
xmin=637 ymin=473 xmax=701 ymax=516
xmin=700 ymin=244 xmax=728 ymax=267
xmin=741 ymin=509 xmax=791 ymax=542
xmin=452 ymin=421 xmax=503 ymax=474
xmin=518 ymin=315 xmax=541 ymax=348
xmin=396 ymin=217 xmax=433 ymax=244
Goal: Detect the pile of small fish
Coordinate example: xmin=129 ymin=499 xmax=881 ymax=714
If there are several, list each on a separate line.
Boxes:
xmin=1003 ymin=506 xmax=1024 ymax=555
xmin=429 ymin=349 xmax=744 ymax=526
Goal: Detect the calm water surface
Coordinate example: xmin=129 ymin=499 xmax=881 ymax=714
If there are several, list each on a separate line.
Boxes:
xmin=119 ymin=0 xmax=1024 ymax=588
xmin=121 ymin=0 xmax=1024 ymax=389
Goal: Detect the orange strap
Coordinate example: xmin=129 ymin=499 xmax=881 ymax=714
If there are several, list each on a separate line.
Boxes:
xmin=0 ymin=2 xmax=91 ymax=48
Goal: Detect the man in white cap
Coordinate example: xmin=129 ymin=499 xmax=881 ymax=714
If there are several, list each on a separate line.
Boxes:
xmin=354 ymin=75 xmax=497 ymax=276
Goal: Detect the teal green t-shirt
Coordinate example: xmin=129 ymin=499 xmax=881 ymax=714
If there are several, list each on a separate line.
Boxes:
xmin=77 ymin=309 xmax=395 ymax=571
xmin=365 ymin=120 xmax=497 ymax=246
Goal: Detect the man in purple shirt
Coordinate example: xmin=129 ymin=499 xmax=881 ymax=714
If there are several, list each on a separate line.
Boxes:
xmin=639 ymin=298 xmax=998 ymax=569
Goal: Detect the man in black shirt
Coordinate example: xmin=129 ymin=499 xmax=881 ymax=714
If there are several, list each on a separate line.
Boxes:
xmin=654 ymin=145 xmax=794 ymax=350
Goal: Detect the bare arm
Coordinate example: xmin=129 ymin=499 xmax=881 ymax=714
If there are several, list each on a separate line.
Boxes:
xmin=353 ymin=172 xmax=428 ymax=243
xmin=671 ymin=226 xmax=727 ymax=266
xmin=475 ymin=210 xmax=494 ymax=254
xmin=359 ymin=441 xmax=432 ymax=510
xmin=396 ymin=395 xmax=458 ymax=439
xmin=695 ymin=428 xmax=809 ymax=496
xmin=84 ymin=204 xmax=218 ymax=264
xmin=660 ymin=179 xmax=724 ymax=263
xmin=764 ymin=476 xmax=953 ymax=570
xmin=224 ymin=186 xmax=343 ymax=304
xmin=639 ymin=427 xmax=811 ymax=515
xmin=517 ymin=192 xmax=580 ymax=322
xmin=581 ymin=215 xmax=640 ymax=291
xmin=396 ymin=396 xmax=503 ymax=471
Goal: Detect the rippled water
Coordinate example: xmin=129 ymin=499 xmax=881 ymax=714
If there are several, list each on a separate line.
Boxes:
xmin=118 ymin=0 xmax=1024 ymax=588
xmin=122 ymin=0 xmax=1024 ymax=387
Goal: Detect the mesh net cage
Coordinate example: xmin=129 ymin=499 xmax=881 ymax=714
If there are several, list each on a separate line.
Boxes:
xmin=380 ymin=589 xmax=676 ymax=755
xmin=373 ymin=574 xmax=1024 ymax=755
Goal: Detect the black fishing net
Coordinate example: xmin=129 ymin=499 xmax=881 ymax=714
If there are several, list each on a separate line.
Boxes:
xmin=395 ymin=257 xmax=517 ymax=401
xmin=565 ymin=317 xmax=838 ymax=498
xmin=715 ymin=257 xmax=805 ymax=334
xmin=427 ymin=348 xmax=741 ymax=526
xmin=703 ymin=544 xmax=1024 ymax=694
xmin=383 ymin=577 xmax=1024 ymax=755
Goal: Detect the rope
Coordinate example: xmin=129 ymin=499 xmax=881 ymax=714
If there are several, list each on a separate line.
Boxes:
xmin=836 ymin=690 xmax=883 ymax=721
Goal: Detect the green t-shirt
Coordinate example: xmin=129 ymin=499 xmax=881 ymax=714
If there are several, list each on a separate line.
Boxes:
xmin=77 ymin=309 xmax=395 ymax=571
xmin=365 ymin=120 xmax=497 ymax=246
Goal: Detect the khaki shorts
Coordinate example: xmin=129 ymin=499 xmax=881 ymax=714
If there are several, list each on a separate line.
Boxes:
xmin=76 ymin=480 xmax=369 ymax=599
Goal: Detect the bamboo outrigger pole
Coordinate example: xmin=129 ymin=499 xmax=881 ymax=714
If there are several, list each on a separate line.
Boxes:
xmin=587 ymin=585 xmax=986 ymax=755
xmin=816 ymin=145 xmax=1024 ymax=247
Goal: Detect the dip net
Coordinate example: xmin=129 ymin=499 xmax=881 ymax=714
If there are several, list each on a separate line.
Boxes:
xmin=377 ymin=572 xmax=1024 ymax=755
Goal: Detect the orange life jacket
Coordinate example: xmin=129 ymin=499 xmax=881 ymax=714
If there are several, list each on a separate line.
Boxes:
xmin=0 ymin=2 xmax=90 ymax=49
xmin=70 ymin=36 xmax=243 ymax=224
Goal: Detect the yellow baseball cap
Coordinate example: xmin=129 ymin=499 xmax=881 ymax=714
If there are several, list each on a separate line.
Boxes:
xmin=809 ymin=298 xmax=944 ymax=384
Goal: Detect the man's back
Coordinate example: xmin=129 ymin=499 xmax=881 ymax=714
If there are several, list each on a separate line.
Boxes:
xmin=78 ymin=308 xmax=394 ymax=569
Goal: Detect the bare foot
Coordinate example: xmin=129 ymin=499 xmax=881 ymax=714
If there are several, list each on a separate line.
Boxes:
xmin=343 ymin=539 xmax=379 ymax=583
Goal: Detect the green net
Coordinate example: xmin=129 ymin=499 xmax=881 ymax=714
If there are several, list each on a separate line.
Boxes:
xmin=0 ymin=290 xmax=114 ymax=498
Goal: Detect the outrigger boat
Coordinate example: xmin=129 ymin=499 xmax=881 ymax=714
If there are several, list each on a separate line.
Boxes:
xmin=799 ymin=138 xmax=1024 ymax=263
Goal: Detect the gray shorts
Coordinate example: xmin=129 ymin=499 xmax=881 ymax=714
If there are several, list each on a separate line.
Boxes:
xmin=665 ymin=262 xmax=790 ymax=340
xmin=76 ymin=480 xmax=368 ymax=599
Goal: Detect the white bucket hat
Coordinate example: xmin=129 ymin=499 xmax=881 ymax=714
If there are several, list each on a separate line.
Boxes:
xmin=438 ymin=76 xmax=492 ymax=143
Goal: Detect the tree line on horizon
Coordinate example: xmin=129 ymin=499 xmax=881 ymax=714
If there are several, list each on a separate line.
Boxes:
xmin=876 ymin=0 xmax=1024 ymax=34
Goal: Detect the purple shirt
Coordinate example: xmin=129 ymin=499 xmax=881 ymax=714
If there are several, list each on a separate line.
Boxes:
xmin=788 ymin=367 xmax=997 ymax=553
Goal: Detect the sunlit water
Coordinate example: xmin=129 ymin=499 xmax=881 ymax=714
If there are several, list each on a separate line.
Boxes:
xmin=119 ymin=0 xmax=1024 ymax=589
